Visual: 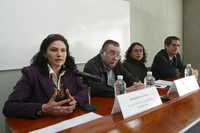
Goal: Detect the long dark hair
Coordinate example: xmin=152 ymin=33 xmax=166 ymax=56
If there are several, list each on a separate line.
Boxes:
xmin=31 ymin=34 xmax=77 ymax=75
xmin=125 ymin=42 xmax=147 ymax=63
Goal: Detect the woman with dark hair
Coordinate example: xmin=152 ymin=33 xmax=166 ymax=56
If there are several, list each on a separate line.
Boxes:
xmin=3 ymin=34 xmax=88 ymax=118
xmin=123 ymin=42 xmax=148 ymax=82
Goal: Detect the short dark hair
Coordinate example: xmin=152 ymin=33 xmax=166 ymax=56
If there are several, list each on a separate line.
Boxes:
xmin=31 ymin=34 xmax=76 ymax=75
xmin=164 ymin=36 xmax=180 ymax=46
xmin=125 ymin=42 xmax=147 ymax=63
xmin=100 ymin=39 xmax=120 ymax=53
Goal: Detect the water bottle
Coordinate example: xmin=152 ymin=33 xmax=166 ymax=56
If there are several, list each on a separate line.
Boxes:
xmin=184 ymin=64 xmax=193 ymax=77
xmin=144 ymin=71 xmax=155 ymax=88
xmin=114 ymin=75 xmax=126 ymax=96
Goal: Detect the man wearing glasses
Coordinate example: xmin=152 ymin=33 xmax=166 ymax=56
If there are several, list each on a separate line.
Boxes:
xmin=84 ymin=40 xmax=144 ymax=97
xmin=151 ymin=36 xmax=185 ymax=80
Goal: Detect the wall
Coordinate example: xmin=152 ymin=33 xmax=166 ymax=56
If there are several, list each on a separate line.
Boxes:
xmin=183 ymin=0 xmax=200 ymax=70
xmin=129 ymin=0 xmax=183 ymax=66
xmin=0 ymin=70 xmax=21 ymax=133
xmin=0 ymin=0 xmax=130 ymax=70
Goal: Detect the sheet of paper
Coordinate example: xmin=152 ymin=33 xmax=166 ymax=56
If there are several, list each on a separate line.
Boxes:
xmin=29 ymin=112 xmax=102 ymax=133
xmin=155 ymin=80 xmax=173 ymax=87
xmin=117 ymin=86 xmax=162 ymax=119
xmin=174 ymin=75 xmax=199 ymax=96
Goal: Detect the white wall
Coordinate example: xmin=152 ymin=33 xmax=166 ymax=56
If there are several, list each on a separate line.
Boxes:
xmin=129 ymin=0 xmax=183 ymax=66
xmin=0 ymin=0 xmax=130 ymax=70
xmin=0 ymin=0 xmax=183 ymax=69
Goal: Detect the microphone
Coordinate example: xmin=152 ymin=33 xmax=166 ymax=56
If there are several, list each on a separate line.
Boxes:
xmin=74 ymin=70 xmax=98 ymax=112
xmin=75 ymin=71 xmax=102 ymax=82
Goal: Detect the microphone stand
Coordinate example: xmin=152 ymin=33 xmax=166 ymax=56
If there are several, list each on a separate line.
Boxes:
xmin=80 ymin=78 xmax=96 ymax=112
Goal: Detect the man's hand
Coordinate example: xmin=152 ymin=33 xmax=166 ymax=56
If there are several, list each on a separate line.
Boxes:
xmin=126 ymin=81 xmax=144 ymax=92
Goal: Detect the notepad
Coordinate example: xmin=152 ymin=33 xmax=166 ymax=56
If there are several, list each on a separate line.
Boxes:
xmin=29 ymin=112 xmax=102 ymax=133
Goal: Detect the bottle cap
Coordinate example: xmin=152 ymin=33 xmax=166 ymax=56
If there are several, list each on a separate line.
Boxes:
xmin=187 ymin=64 xmax=191 ymax=67
xmin=117 ymin=75 xmax=123 ymax=80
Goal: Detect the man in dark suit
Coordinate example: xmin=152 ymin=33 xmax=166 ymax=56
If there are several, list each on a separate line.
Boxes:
xmin=84 ymin=40 xmax=144 ymax=97
xmin=151 ymin=36 xmax=185 ymax=80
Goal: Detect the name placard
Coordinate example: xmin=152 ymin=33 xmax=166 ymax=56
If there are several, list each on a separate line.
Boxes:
xmin=116 ymin=87 xmax=162 ymax=119
xmin=174 ymin=75 xmax=199 ymax=96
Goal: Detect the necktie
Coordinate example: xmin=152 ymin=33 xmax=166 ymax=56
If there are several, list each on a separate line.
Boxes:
xmin=172 ymin=56 xmax=176 ymax=66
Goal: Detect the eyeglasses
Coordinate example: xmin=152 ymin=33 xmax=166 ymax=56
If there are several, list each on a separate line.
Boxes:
xmin=105 ymin=51 xmax=121 ymax=59
xmin=114 ymin=55 xmax=121 ymax=59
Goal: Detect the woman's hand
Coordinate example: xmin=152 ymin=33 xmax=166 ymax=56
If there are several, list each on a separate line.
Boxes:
xmin=65 ymin=89 xmax=77 ymax=111
xmin=41 ymin=89 xmax=77 ymax=116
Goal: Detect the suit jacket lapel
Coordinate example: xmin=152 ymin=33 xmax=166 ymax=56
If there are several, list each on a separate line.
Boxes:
xmin=38 ymin=73 xmax=55 ymax=99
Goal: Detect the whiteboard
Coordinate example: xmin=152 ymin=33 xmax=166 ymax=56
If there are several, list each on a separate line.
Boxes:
xmin=0 ymin=0 xmax=130 ymax=70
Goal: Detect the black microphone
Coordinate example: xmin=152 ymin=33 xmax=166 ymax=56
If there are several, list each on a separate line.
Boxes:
xmin=75 ymin=71 xmax=102 ymax=82
xmin=74 ymin=70 xmax=98 ymax=112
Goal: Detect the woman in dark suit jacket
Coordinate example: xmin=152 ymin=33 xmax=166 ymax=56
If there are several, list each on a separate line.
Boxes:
xmin=3 ymin=34 xmax=88 ymax=118
xmin=123 ymin=42 xmax=148 ymax=82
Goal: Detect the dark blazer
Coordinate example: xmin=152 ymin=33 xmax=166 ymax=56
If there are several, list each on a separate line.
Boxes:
xmin=123 ymin=58 xmax=147 ymax=82
xmin=151 ymin=49 xmax=185 ymax=80
xmin=83 ymin=54 xmax=139 ymax=97
xmin=3 ymin=65 xmax=88 ymax=119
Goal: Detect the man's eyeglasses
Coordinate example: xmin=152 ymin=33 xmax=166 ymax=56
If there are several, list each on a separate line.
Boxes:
xmin=105 ymin=51 xmax=121 ymax=59
xmin=114 ymin=55 xmax=121 ymax=59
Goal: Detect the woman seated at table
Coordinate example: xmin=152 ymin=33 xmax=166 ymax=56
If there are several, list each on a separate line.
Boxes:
xmin=3 ymin=34 xmax=88 ymax=119
xmin=123 ymin=42 xmax=148 ymax=82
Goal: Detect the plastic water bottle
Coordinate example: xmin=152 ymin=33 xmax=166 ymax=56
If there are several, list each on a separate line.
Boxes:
xmin=144 ymin=71 xmax=155 ymax=88
xmin=184 ymin=64 xmax=193 ymax=77
xmin=114 ymin=75 xmax=126 ymax=96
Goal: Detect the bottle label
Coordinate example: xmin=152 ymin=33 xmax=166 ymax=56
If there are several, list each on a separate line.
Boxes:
xmin=145 ymin=77 xmax=155 ymax=87
xmin=119 ymin=83 xmax=125 ymax=94
xmin=114 ymin=80 xmax=126 ymax=95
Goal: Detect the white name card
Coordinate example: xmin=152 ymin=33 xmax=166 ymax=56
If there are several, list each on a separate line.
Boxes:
xmin=29 ymin=112 xmax=102 ymax=133
xmin=116 ymin=86 xmax=162 ymax=119
xmin=174 ymin=75 xmax=199 ymax=96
